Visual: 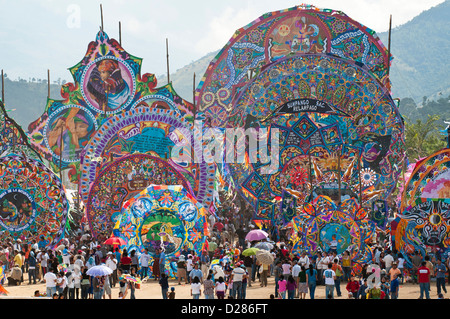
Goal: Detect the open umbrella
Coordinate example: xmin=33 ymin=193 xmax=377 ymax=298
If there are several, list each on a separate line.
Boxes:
xmin=120 ymin=274 xmax=141 ymax=283
xmin=254 ymin=242 xmax=274 ymax=251
xmin=256 ymin=250 xmax=274 ymax=265
xmin=242 ymin=247 xmax=259 ymax=256
xmin=86 ymin=264 xmax=113 ymax=277
xmin=245 ymin=229 xmax=269 ymax=242
xmin=104 ymin=236 xmax=127 ymax=246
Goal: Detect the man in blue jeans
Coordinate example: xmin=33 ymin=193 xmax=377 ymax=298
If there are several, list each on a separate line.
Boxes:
xmin=435 ymin=258 xmax=447 ymax=295
xmin=417 ymin=261 xmax=431 ymax=299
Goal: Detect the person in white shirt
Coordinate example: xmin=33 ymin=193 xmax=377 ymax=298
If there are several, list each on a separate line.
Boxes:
xmin=40 ymin=250 xmax=49 ymax=278
xmin=105 ymin=252 xmax=118 ymax=287
xmin=140 ymin=249 xmax=151 ymax=280
xmin=323 ymin=263 xmax=336 ymax=299
xmin=44 ymin=270 xmax=57 ymax=297
xmin=292 ymin=261 xmax=301 ymax=298
xmin=186 ymin=255 xmax=194 ymax=283
xmin=72 ymin=267 xmax=82 ymax=299
xmin=230 ymin=264 xmax=247 ymax=299
xmin=57 ymin=272 xmax=67 ymax=297
xmin=318 ymin=252 xmax=329 ymax=285
xmin=298 ymin=252 xmax=310 ymax=269
xmin=67 ymin=272 xmax=75 ymax=299
xmin=383 ymin=251 xmax=394 ymax=273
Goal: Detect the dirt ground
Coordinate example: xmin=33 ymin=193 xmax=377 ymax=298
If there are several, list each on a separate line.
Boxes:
xmin=0 ymin=272 xmax=445 ymax=299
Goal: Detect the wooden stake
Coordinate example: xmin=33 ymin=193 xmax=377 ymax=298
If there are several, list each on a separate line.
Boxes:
xmin=119 ymin=21 xmax=122 ymax=46
xmin=47 ymin=69 xmax=50 ymax=99
xmin=387 ymin=14 xmax=392 ymax=76
xmin=100 ymin=4 xmax=104 ymax=31
xmin=337 ymin=147 xmax=341 ymax=205
xmin=1 ymin=70 xmax=4 ymax=103
xmin=166 ymin=38 xmax=170 ymax=84
xmin=193 ymin=72 xmax=196 ymax=109
xmin=59 ymin=126 xmax=63 ymax=182
xmin=308 ymin=152 xmax=313 ymax=198
xmin=359 ymin=150 xmax=363 ymax=207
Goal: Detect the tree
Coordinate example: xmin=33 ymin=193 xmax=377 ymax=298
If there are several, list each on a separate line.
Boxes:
xmin=404 ymin=114 xmax=446 ymax=162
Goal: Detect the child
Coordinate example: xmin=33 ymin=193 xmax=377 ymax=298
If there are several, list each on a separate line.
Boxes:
xmin=346 ymin=276 xmax=360 ymax=299
xmin=190 ymin=277 xmax=202 ymax=299
xmin=215 ymin=277 xmax=227 ymax=299
xmin=357 ymin=278 xmax=368 ymax=299
xmin=159 ymin=273 xmax=169 ymax=299
xmin=168 ymin=287 xmax=176 ymax=299
xmin=278 ymin=275 xmax=287 ymax=299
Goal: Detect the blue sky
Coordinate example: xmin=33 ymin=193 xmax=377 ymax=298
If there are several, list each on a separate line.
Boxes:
xmin=0 ymin=0 xmax=445 ymax=83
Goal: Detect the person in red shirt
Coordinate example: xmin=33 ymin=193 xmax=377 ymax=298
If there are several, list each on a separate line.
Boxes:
xmin=119 ymin=250 xmax=132 ymax=274
xmin=346 ymin=276 xmax=360 ymax=299
xmin=417 ymin=261 xmax=431 ymax=299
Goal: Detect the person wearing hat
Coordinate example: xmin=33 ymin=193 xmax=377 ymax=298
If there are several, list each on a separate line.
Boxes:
xmin=189 ymin=262 xmax=203 ymax=284
xmin=230 ymin=262 xmax=247 ymax=299
xmin=177 ymin=254 xmax=187 ymax=285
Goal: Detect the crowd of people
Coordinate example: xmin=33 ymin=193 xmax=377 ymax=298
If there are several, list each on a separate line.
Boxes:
xmin=0 ymin=198 xmax=449 ymax=300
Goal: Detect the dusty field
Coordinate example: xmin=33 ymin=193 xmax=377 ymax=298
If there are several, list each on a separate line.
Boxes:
xmin=1 ymin=272 xmax=444 ymax=300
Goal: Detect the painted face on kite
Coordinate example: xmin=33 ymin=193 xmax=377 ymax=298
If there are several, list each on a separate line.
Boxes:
xmin=84 ymin=58 xmax=134 ymax=113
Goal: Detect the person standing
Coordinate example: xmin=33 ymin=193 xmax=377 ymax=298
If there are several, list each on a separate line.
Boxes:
xmin=28 ymin=251 xmax=37 ymax=285
xmin=159 ymin=272 xmax=169 ymax=299
xmin=323 ymin=263 xmax=336 ymax=299
xmin=341 ymin=250 xmax=352 ymax=282
xmin=331 ymin=258 xmax=343 ymax=297
xmin=43 ymin=269 xmax=58 ymax=297
xmin=418 ymin=261 xmax=431 ymax=299
xmin=411 ymin=251 xmax=422 ymax=284
xmin=346 ymin=276 xmax=360 ymax=299
xmin=190 ymin=276 xmax=202 ymax=299
xmin=292 ymin=261 xmax=301 ymax=298
xmin=105 ymin=252 xmax=118 ymax=287
xmin=434 ymin=258 xmax=447 ymax=296
xmin=200 ymin=250 xmax=210 ymax=280
xmin=274 ymin=260 xmax=283 ymax=298
xmin=140 ymin=248 xmax=151 ymax=281
xmin=286 ymin=275 xmax=297 ymax=299
xmin=298 ymin=266 xmax=308 ymax=299
xmin=306 ymin=264 xmax=317 ymax=299
xmin=203 ymin=274 xmax=215 ymax=299
xmin=230 ymin=263 xmax=246 ymax=299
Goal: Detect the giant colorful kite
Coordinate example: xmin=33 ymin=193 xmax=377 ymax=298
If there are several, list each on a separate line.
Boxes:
xmin=195 ymin=4 xmax=404 ymax=226
xmin=0 ymin=154 xmax=69 ymax=248
xmin=114 ymin=184 xmax=209 ymax=272
xmin=27 ymin=29 xmax=217 ymax=239
xmin=289 ymin=195 xmax=375 ymax=274
xmin=394 ymin=149 xmax=450 ymax=266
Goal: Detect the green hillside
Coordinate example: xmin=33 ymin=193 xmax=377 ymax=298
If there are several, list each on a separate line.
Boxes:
xmin=378 ymin=0 xmax=450 ymax=102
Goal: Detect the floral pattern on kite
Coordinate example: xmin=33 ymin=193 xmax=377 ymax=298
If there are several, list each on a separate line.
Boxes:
xmin=0 ymin=154 xmax=68 ymax=249
xmin=79 ymin=107 xmax=216 ymax=213
xmin=394 ymin=198 xmax=450 ymax=268
xmin=226 ymin=54 xmax=404 ymax=220
xmin=86 ymin=154 xmax=193 ymax=239
xmin=400 ymin=149 xmax=450 ymax=212
xmin=196 ymin=4 xmax=392 ymax=128
xmin=289 ymin=195 xmax=375 ymax=275
xmin=115 ymin=185 xmax=209 ymax=269
xmin=27 ymin=30 xmax=196 ymax=182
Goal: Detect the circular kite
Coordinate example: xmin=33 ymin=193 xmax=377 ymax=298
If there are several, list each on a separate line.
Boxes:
xmin=226 ymin=54 xmax=404 ymax=220
xmin=395 ymin=148 xmax=450 ymax=266
xmin=289 ymin=195 xmax=375 ymax=274
xmin=0 ymin=154 xmax=69 ymax=248
xmin=114 ymin=184 xmax=209 ymax=270
xmin=196 ymin=4 xmax=392 ymax=129
xmin=85 ymin=153 xmax=194 ymax=239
